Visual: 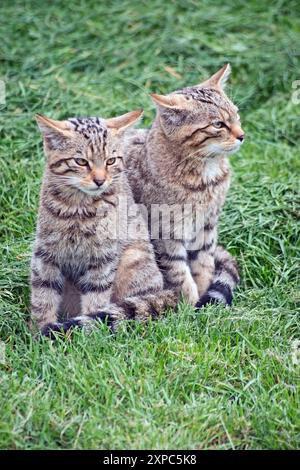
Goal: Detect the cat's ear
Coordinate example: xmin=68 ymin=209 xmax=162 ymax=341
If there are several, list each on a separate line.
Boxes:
xmin=35 ymin=114 xmax=73 ymax=151
xmin=199 ymin=63 xmax=231 ymax=89
xmin=105 ymin=109 xmax=143 ymax=133
xmin=150 ymin=93 xmax=184 ymax=109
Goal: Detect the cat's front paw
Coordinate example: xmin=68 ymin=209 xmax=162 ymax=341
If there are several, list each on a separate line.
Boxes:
xmin=181 ymin=276 xmax=199 ymax=305
xmin=40 ymin=318 xmax=82 ymax=339
xmin=40 ymin=322 xmax=64 ymax=339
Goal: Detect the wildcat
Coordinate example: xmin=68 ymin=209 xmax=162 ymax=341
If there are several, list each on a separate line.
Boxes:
xmin=31 ymin=111 xmax=177 ymax=337
xmin=125 ymin=64 xmax=242 ymax=307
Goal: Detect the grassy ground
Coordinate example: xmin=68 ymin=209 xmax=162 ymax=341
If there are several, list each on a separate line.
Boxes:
xmin=0 ymin=0 xmax=299 ymax=450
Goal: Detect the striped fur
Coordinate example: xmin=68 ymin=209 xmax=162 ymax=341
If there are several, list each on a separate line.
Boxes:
xmin=31 ymin=111 xmax=177 ymax=338
xmin=196 ymin=246 xmax=240 ymax=307
xmin=41 ymin=290 xmax=176 ymax=338
xmin=125 ymin=65 xmax=243 ymax=306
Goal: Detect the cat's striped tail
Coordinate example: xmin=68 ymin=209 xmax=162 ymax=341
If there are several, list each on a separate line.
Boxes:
xmin=41 ymin=289 xmax=177 ymax=339
xmin=195 ymin=246 xmax=240 ymax=308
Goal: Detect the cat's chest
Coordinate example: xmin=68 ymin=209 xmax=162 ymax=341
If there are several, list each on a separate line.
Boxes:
xmin=160 ymin=175 xmax=229 ymax=207
xmin=156 ymin=157 xmax=230 ymax=204
xmin=40 ymin=201 xmax=119 ymax=259
xmin=64 ymin=206 xmax=115 ymax=241
xmin=53 ymin=226 xmax=119 ymax=280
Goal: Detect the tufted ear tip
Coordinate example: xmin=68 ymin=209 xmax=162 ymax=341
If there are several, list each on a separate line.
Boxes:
xmin=35 ymin=114 xmax=72 ymax=135
xmin=132 ymin=108 xmax=144 ymax=119
xmin=222 ymin=63 xmax=231 ymax=79
xmin=150 ymin=93 xmax=181 ymax=109
xmin=35 ymin=113 xmax=47 ymax=127
xmin=105 ymin=109 xmax=144 ymax=132
xmin=198 ymin=63 xmax=232 ymax=90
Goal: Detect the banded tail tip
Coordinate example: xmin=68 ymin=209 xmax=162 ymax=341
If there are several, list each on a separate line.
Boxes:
xmin=40 ymin=311 xmax=115 ymax=339
xmin=195 ymin=281 xmax=233 ymax=309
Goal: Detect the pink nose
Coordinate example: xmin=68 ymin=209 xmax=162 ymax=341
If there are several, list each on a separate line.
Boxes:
xmin=237 ymin=133 xmax=245 ymax=142
xmin=93 ymin=178 xmax=105 ymax=187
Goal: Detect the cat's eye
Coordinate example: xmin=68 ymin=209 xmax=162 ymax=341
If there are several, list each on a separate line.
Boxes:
xmin=213 ymin=121 xmax=225 ymax=129
xmin=74 ymin=158 xmax=88 ymax=166
xmin=106 ymin=157 xmax=116 ymax=166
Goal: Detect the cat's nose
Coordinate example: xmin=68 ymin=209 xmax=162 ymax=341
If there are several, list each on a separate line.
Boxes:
xmin=237 ymin=133 xmax=245 ymax=142
xmin=93 ymin=178 xmax=105 ymax=187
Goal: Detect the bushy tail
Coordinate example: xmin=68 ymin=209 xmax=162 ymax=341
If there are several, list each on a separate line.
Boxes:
xmin=41 ymin=289 xmax=177 ymax=339
xmin=196 ymin=246 xmax=240 ymax=309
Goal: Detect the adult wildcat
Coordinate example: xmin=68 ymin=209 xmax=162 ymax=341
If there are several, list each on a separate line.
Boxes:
xmin=31 ymin=111 xmax=176 ymax=337
xmin=125 ymin=64 xmax=242 ymax=307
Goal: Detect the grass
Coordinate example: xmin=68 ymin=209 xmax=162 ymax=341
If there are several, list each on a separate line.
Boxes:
xmin=0 ymin=0 xmax=299 ymax=450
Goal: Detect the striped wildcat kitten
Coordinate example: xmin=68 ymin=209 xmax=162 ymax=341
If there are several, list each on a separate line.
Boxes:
xmin=31 ymin=111 xmax=177 ymax=337
xmin=125 ymin=64 xmax=242 ymax=307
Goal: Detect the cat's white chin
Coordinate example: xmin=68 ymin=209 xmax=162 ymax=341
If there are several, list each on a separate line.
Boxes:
xmin=77 ymin=185 xmax=109 ymax=196
xmin=226 ymin=144 xmax=242 ymax=155
xmin=80 ymin=188 xmax=107 ymax=196
xmin=206 ymin=141 xmax=242 ymax=157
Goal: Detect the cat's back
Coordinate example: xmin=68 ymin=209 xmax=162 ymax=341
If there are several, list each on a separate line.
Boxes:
xmin=125 ymin=128 xmax=149 ymax=148
xmin=123 ymin=128 xmax=149 ymax=202
xmin=124 ymin=128 xmax=148 ymax=163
